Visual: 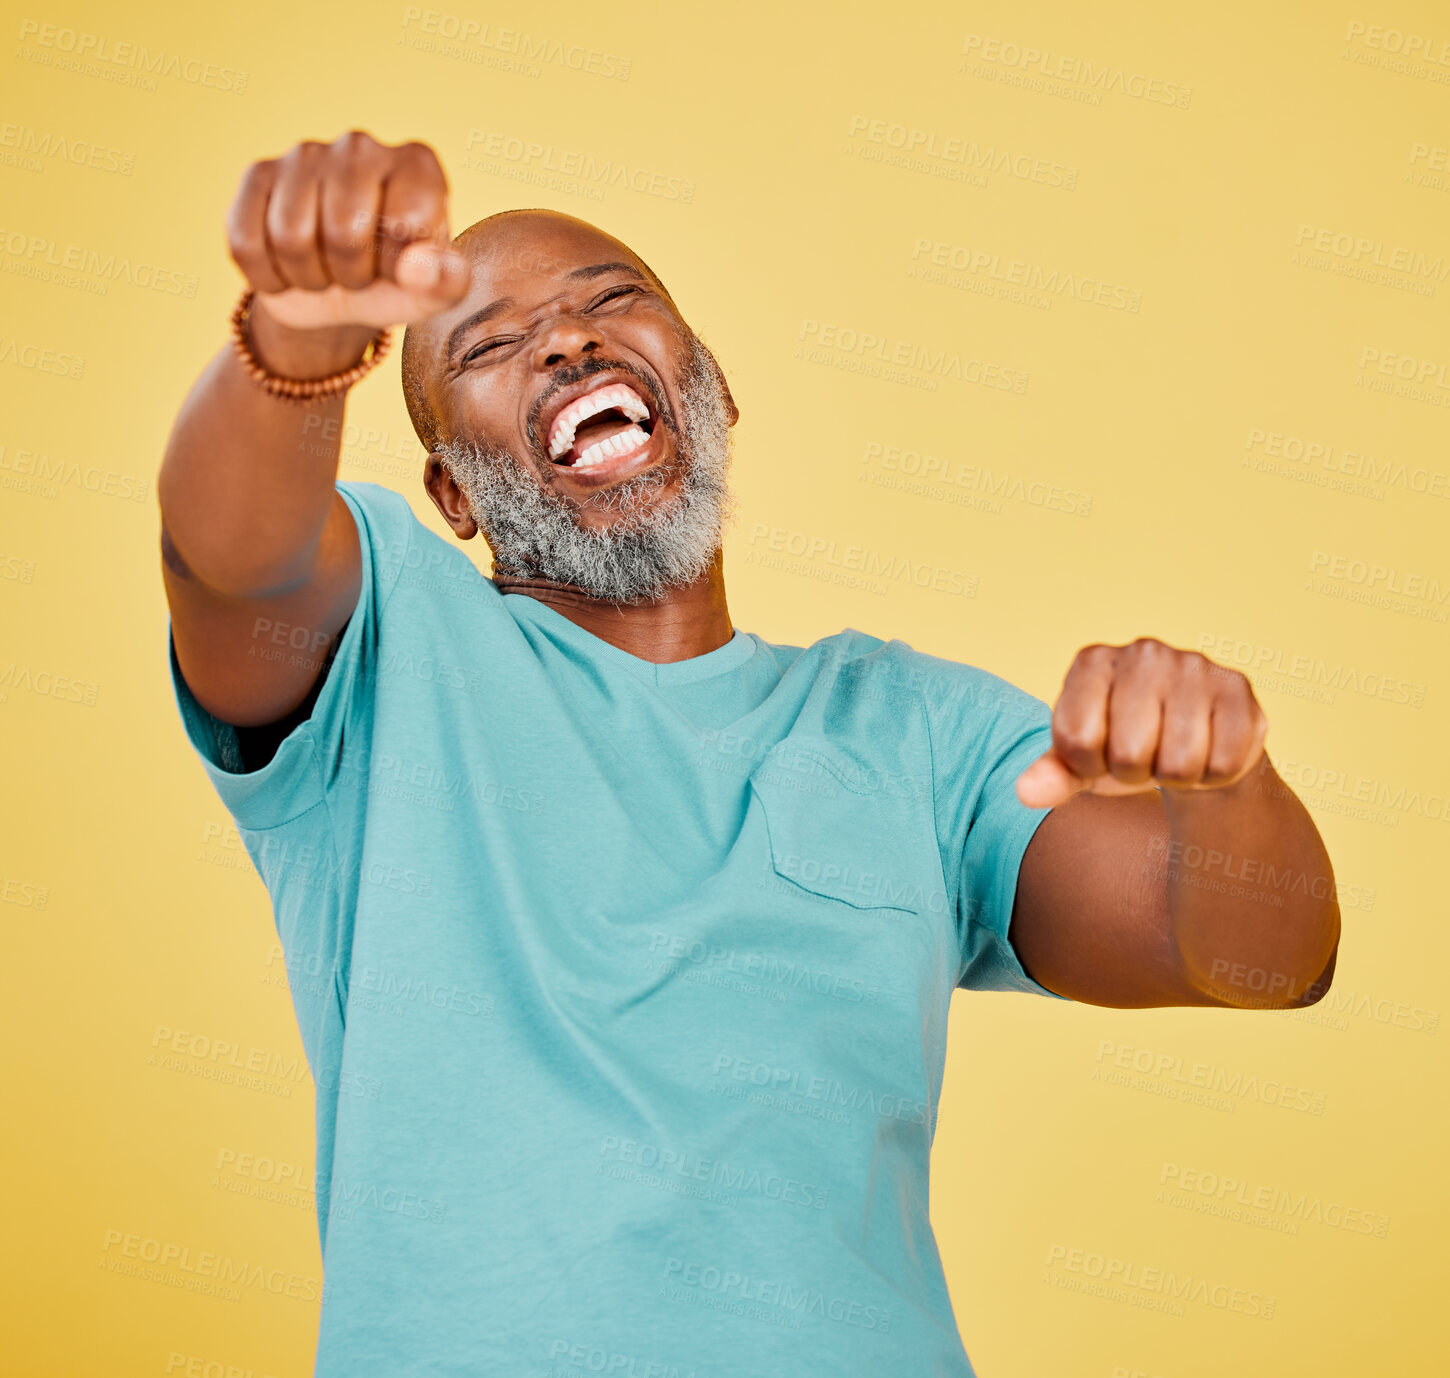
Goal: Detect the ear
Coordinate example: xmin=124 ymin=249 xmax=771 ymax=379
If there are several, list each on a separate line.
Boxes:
xmin=423 ymin=452 xmax=479 ymax=540
xmin=702 ymin=344 xmax=740 ymax=426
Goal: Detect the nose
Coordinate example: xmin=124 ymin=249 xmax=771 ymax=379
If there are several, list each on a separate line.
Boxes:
xmin=533 ymin=316 xmax=602 ymax=370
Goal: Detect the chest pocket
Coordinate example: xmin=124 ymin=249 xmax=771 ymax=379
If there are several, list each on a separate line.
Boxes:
xmin=747 ymin=736 xmax=949 ymax=919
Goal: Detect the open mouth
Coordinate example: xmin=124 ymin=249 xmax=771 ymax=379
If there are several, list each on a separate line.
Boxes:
xmin=546 ymin=381 xmax=658 ymax=474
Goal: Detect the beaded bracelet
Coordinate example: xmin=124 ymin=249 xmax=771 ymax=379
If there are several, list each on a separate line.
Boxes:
xmin=228 ymin=289 xmax=392 ymax=402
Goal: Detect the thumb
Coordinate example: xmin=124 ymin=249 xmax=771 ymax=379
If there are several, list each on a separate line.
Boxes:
xmin=393 ymin=241 xmax=472 ymax=315
xmin=1015 ymin=751 xmax=1087 ymax=809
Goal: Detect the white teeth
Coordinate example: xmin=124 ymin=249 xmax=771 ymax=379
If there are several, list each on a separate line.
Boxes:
xmin=571 ymin=423 xmax=650 ymax=471
xmin=547 ymin=382 xmax=650 ymax=459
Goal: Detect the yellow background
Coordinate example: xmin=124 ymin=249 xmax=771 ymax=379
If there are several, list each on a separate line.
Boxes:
xmin=3 ymin=1 xmax=1446 ymax=1373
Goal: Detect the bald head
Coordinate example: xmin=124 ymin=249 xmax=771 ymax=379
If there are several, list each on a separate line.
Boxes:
xmin=400 ymin=209 xmax=679 ymax=453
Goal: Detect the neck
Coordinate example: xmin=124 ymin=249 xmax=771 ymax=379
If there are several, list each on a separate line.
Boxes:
xmin=492 ymin=550 xmax=733 ymax=664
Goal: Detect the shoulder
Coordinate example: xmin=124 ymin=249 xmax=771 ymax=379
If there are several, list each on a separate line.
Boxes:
xmin=335 ymin=480 xmax=499 ymax=613
xmin=786 ymin=628 xmax=1049 ymax=730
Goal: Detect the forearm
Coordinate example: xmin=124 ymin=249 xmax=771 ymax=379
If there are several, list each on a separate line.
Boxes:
xmin=157 ymin=304 xmax=374 ymax=598
xmin=1156 ymin=752 xmax=1341 ymax=1007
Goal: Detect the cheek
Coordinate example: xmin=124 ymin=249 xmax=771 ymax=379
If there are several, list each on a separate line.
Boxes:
xmin=445 ymin=383 xmax=531 ymax=453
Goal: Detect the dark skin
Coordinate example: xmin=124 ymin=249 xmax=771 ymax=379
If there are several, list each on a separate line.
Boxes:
xmin=158 ymin=131 xmax=1339 ymax=1013
xmin=409 ymin=212 xmax=737 ymax=664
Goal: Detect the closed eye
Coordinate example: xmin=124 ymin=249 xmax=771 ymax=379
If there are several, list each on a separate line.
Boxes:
xmin=588 ymin=284 xmax=642 ymax=309
xmin=462 ymin=336 xmax=519 ymax=364
xmin=460 ymin=286 xmax=643 ymax=365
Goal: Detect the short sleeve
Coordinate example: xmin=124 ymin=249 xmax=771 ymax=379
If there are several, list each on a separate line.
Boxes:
xmin=166 ymin=481 xmax=414 ymax=833
xmin=922 ymin=659 xmax=1070 ymax=1000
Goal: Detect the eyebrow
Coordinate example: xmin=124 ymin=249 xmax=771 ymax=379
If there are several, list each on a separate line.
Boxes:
xmin=446 ymin=298 xmax=515 ymax=363
xmin=567 ymin=262 xmax=646 ymax=282
xmin=445 ymin=265 xmax=647 ymax=362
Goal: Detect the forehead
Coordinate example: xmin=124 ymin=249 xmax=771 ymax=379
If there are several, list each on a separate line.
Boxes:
xmin=458 ymin=213 xmax=654 ymax=301
xmin=410 ymin=212 xmax=670 ymax=368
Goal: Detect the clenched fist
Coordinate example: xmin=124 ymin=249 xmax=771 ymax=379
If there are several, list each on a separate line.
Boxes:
xmin=226 ymin=130 xmax=471 ymax=336
xmin=1016 ymin=638 xmax=1270 ymax=809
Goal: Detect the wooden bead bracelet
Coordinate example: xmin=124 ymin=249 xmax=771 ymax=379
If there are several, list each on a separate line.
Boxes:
xmin=228 ymin=289 xmax=392 ymax=402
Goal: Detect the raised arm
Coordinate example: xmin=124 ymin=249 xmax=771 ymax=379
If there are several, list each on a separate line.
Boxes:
xmin=158 ymin=131 xmax=470 ymax=728
xmin=1009 ymin=638 xmax=1341 ymax=1009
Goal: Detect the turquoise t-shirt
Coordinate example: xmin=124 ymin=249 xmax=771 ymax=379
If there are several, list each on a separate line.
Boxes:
xmin=167 ymin=480 xmax=1068 ymax=1378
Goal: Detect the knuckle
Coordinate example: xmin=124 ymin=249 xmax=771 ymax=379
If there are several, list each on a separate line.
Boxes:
xmin=281 ymin=139 xmax=326 ymax=166
xmin=1154 ymin=760 xmax=1199 ymax=784
xmin=1217 ymin=671 xmax=1254 ymax=704
xmin=1105 ymin=740 xmax=1151 ymax=772
xmin=1203 ymin=657 xmax=1241 ymax=688
xmin=332 ymin=131 xmax=380 ymax=171
xmin=321 ymin=203 xmax=369 ymax=242
xmin=227 ymin=228 xmax=262 ymax=261
xmin=323 ymin=236 xmax=367 ymax=267
xmin=240 ymin=158 xmax=277 ymax=188
xmin=268 ymin=226 xmax=313 ymax=261
xmin=1055 ymin=725 xmax=1097 ymax=758
xmin=397 ymin=142 xmax=449 ymax=187
xmin=1201 ymin=753 xmax=1239 ymax=783
xmin=385 ymin=181 xmax=440 ymax=217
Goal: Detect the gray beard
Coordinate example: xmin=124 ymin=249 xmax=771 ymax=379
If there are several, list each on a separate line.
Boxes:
xmin=434 ymin=335 xmax=736 ymax=604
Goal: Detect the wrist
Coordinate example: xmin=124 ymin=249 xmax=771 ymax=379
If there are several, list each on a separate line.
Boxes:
xmin=1158 ymin=750 xmax=1275 ymax=817
xmin=247 ymin=294 xmax=378 ymax=380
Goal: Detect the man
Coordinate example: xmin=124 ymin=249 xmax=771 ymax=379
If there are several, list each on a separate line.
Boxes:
xmin=159 ymin=131 xmax=1339 ymax=1378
